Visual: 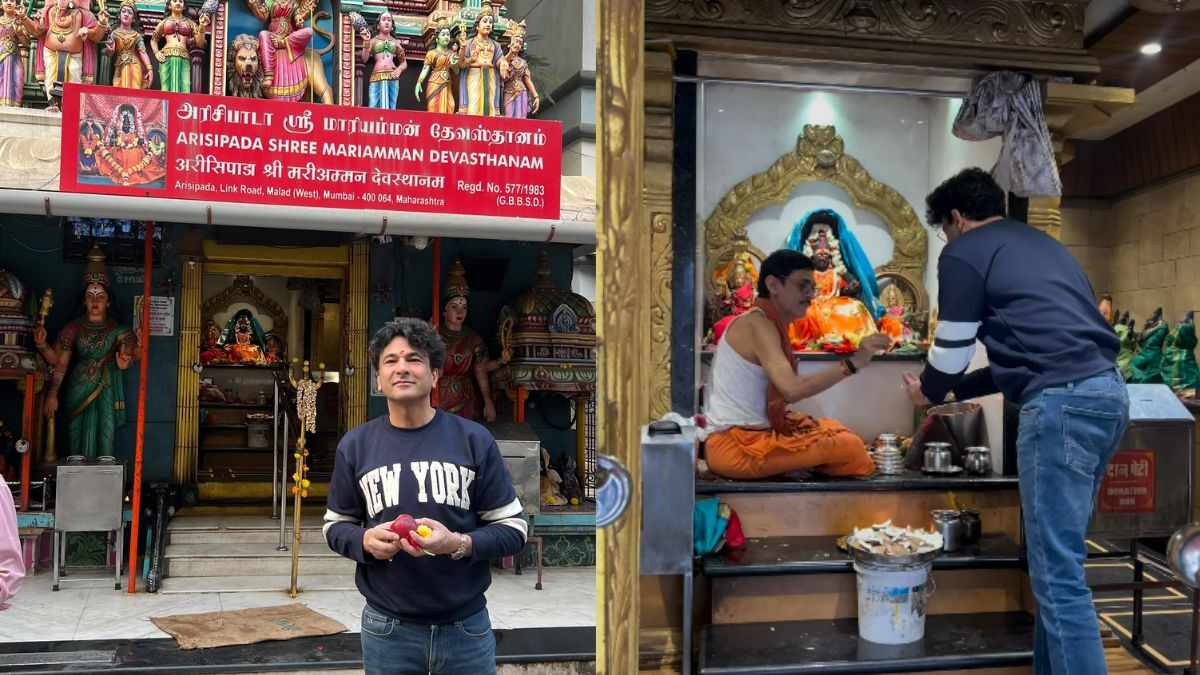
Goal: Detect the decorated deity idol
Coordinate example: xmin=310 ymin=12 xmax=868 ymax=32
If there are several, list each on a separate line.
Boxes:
xmin=0 ymin=0 xmax=36 ymax=107
xmin=217 ymin=309 xmax=269 ymax=365
xmin=877 ymin=282 xmax=912 ymax=345
xmin=458 ymin=6 xmax=507 ymax=116
xmin=105 ymin=0 xmax=151 ymax=89
xmin=225 ymin=33 xmax=263 ymax=98
xmin=501 ymin=20 xmax=538 ymax=118
xmin=30 ymin=0 xmax=109 ymax=111
xmin=1163 ymin=311 xmax=1199 ymax=394
xmin=1128 ymin=308 xmax=1168 ymax=384
xmin=33 ymin=246 xmax=137 ymax=459
xmin=151 ymin=0 xmax=206 ymax=93
xmin=94 ymin=102 xmax=165 ymax=186
xmin=785 ymin=209 xmax=883 ymax=351
xmin=414 ymin=19 xmax=457 ymax=114
xmin=358 ymin=12 xmax=405 ymax=109
xmin=436 ymin=259 xmax=504 ymax=422
xmin=244 ymin=0 xmax=333 ymax=103
xmin=710 ymin=250 xmax=757 ymax=344
xmin=1116 ymin=312 xmax=1136 ymax=379
xmin=264 ymin=332 xmax=285 ymax=364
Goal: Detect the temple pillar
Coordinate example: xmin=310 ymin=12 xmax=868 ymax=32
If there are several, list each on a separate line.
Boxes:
xmin=644 ymin=46 xmax=673 ymax=419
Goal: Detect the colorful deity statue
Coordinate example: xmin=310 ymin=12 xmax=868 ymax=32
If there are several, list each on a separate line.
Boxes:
xmin=199 ymin=319 xmax=228 ymax=364
xmin=457 ymin=6 xmax=507 ymax=116
xmin=501 ymin=20 xmax=538 ymax=118
xmin=415 ymin=18 xmax=457 ymax=114
xmin=1128 ymin=308 xmax=1168 ymax=384
xmin=225 ymin=33 xmax=263 ymax=98
xmin=217 ymin=309 xmax=269 ymax=365
xmin=358 ymin=12 xmax=405 ymax=109
xmin=105 ymin=0 xmax=151 ymax=89
xmin=785 ymin=209 xmax=884 ymax=352
xmin=876 ymin=282 xmax=913 ymax=345
xmin=94 ymin=102 xmax=166 ymax=186
xmin=710 ymin=249 xmax=757 ymax=345
xmin=1163 ymin=311 xmax=1199 ymax=395
xmin=0 ymin=0 xmax=36 ymax=107
xmin=151 ymin=0 xmax=206 ymax=93
xmin=33 ymin=246 xmax=138 ymax=460
xmin=436 ymin=259 xmax=505 ymax=422
xmin=29 ymin=0 xmax=109 ymax=111
xmin=1116 ymin=311 xmax=1136 ymax=379
xmin=244 ymin=0 xmax=334 ymax=103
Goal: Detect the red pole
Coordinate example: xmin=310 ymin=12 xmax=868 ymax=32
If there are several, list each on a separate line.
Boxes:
xmin=126 ymin=222 xmax=153 ymax=593
xmin=19 ymin=373 xmax=33 ymax=511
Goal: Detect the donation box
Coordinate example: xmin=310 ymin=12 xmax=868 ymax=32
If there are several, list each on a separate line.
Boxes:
xmin=1088 ymin=384 xmax=1195 ymax=540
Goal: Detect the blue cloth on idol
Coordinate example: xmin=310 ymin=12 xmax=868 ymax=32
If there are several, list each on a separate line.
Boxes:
xmin=693 ymin=497 xmax=728 ymax=557
xmin=784 ymin=208 xmax=884 ymax=320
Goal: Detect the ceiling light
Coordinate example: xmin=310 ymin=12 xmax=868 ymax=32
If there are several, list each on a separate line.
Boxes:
xmin=1141 ymin=42 xmax=1163 ymax=56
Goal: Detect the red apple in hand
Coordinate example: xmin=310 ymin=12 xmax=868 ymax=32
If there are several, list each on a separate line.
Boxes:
xmin=389 ymin=514 xmax=420 ymax=548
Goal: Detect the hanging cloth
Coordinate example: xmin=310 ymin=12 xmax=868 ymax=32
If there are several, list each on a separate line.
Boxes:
xmin=953 ymin=71 xmax=1062 ymax=198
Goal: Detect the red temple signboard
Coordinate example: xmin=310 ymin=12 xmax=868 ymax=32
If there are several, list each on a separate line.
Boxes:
xmin=59 ymin=84 xmax=562 ymax=220
xmin=1098 ymin=449 xmax=1155 ymax=513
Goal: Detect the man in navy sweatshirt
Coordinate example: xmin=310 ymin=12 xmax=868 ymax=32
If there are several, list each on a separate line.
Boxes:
xmin=324 ymin=317 xmax=527 ymax=675
xmin=903 ymin=168 xmax=1128 ymax=675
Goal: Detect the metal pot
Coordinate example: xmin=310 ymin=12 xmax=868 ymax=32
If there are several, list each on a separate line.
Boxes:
xmin=1167 ymin=522 xmax=1200 ymax=589
xmin=930 ymin=509 xmax=963 ymax=552
xmin=923 ymin=442 xmax=954 ymax=472
xmin=959 ymin=509 xmax=981 ymax=545
xmin=964 ymin=447 xmax=992 ymax=476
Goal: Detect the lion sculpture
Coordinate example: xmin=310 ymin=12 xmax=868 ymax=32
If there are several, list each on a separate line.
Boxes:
xmin=226 ymin=34 xmax=265 ymax=99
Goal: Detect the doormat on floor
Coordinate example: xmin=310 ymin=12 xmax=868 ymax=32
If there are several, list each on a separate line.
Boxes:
xmin=150 ymin=603 xmax=347 ymax=650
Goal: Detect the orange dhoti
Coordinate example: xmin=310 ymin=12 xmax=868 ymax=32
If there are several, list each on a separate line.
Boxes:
xmin=705 ymin=417 xmax=874 ymax=480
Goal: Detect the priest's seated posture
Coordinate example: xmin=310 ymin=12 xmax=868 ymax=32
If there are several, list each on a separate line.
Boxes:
xmin=703 ymin=249 xmax=890 ymax=480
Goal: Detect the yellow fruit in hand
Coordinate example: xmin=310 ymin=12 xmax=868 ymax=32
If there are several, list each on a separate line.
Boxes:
xmin=416 ymin=525 xmax=433 ymax=538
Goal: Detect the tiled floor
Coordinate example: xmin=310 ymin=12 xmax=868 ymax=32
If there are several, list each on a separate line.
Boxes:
xmin=0 ymin=566 xmax=595 ymax=643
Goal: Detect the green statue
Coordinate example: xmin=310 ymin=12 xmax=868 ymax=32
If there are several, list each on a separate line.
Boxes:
xmin=1115 ymin=312 xmax=1136 ymax=380
xmin=1127 ymin=308 xmax=1167 ymax=385
xmin=33 ymin=246 xmax=138 ymax=459
xmin=1163 ymin=311 xmax=1199 ymax=393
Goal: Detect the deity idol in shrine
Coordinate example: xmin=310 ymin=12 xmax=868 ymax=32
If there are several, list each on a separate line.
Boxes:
xmin=199 ymin=319 xmax=228 ymax=364
xmin=877 ymin=282 xmax=912 ymax=345
xmin=436 ymin=259 xmax=504 ymax=422
xmin=1128 ymin=308 xmax=1168 ymax=384
xmin=151 ymin=0 xmax=206 ymax=93
xmin=1162 ymin=311 xmax=1199 ymax=394
xmin=33 ymin=246 xmax=138 ymax=460
xmin=29 ymin=0 xmax=109 ymax=111
xmin=358 ymin=12 xmax=405 ymax=109
xmin=105 ymin=0 xmax=151 ymax=89
xmin=710 ymin=250 xmax=757 ymax=345
xmin=0 ymin=0 xmax=36 ymax=107
xmin=415 ymin=19 xmax=457 ymax=114
xmin=785 ymin=209 xmax=883 ymax=352
xmin=501 ymin=20 xmax=538 ymax=118
xmin=217 ymin=309 xmax=269 ymax=365
xmin=458 ymin=6 xmax=507 ymax=116
xmin=94 ymin=102 xmax=166 ymax=186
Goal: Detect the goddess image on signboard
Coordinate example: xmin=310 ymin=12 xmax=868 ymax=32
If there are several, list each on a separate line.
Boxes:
xmin=76 ymin=91 xmax=168 ymax=189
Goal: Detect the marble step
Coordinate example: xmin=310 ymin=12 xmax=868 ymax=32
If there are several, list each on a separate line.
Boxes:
xmin=703 ymin=534 xmax=1025 ymax=577
xmin=164 ymin=543 xmax=355 ymax=577
xmin=167 ymin=515 xmax=328 ymax=545
xmin=159 ymin=573 xmax=357 ymax=593
xmin=698 ymin=611 xmax=1034 ymax=674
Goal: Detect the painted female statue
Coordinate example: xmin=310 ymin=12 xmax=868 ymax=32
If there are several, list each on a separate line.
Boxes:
xmin=501 ymin=20 xmax=538 ymax=118
xmin=32 ymin=246 xmax=137 ymax=460
xmin=244 ymin=0 xmax=322 ymax=101
xmin=436 ymin=259 xmax=504 ymax=422
xmin=458 ymin=7 xmax=507 ymax=116
xmin=217 ymin=309 xmax=269 ymax=365
xmin=1163 ymin=311 xmax=1199 ymax=394
xmin=0 ymin=0 xmax=36 ymax=107
xmin=95 ymin=102 xmax=165 ymax=186
xmin=415 ymin=20 xmax=457 ymax=114
xmin=1128 ymin=308 xmax=1168 ymax=384
xmin=151 ymin=0 xmax=207 ymax=93
xmin=105 ymin=0 xmax=152 ymax=89
xmin=785 ymin=209 xmax=883 ymax=351
xmin=199 ymin=319 xmax=228 ymax=364
xmin=710 ymin=250 xmax=757 ymax=345
xmin=358 ymin=12 xmax=404 ymax=109
xmin=30 ymin=0 xmax=108 ymax=111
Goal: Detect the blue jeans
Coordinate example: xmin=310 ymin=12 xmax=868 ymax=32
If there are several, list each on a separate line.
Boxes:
xmin=1018 ymin=368 xmax=1129 ymax=675
xmin=360 ymin=605 xmax=496 ymax=675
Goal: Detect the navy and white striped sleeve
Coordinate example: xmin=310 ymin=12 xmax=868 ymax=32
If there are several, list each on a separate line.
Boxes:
xmin=468 ymin=439 xmax=528 ymax=561
xmin=921 ymin=255 xmax=986 ymax=405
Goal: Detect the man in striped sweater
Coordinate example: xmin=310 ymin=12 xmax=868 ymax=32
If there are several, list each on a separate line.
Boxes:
xmin=904 ymin=168 xmax=1127 ymax=675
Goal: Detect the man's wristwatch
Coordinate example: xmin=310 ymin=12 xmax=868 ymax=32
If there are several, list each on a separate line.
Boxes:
xmin=841 ymin=358 xmax=858 ymax=376
xmin=450 ymin=533 xmax=470 ymax=560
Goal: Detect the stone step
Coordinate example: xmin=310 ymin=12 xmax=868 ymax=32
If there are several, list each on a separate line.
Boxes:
xmin=164 ymin=543 xmax=355 ymax=577
xmin=711 ymin=568 xmax=1029 ymax=624
xmin=698 ymin=611 xmax=1034 ymax=674
xmin=167 ymin=514 xmax=328 ymax=545
xmin=159 ymin=574 xmax=357 ymax=594
xmin=703 ymin=534 xmax=1025 ymax=577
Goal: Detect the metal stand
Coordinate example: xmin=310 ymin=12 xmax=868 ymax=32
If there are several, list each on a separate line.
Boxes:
xmin=52 ymin=524 xmax=125 ymax=592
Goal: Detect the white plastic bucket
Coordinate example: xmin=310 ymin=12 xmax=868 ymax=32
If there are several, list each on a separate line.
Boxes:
xmin=854 ymin=561 xmax=934 ymax=644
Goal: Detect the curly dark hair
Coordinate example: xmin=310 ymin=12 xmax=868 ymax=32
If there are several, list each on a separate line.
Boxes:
xmin=368 ymin=318 xmax=446 ymax=372
xmin=757 ymin=249 xmax=814 ymax=298
xmin=925 ymin=167 xmax=1006 ymax=227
